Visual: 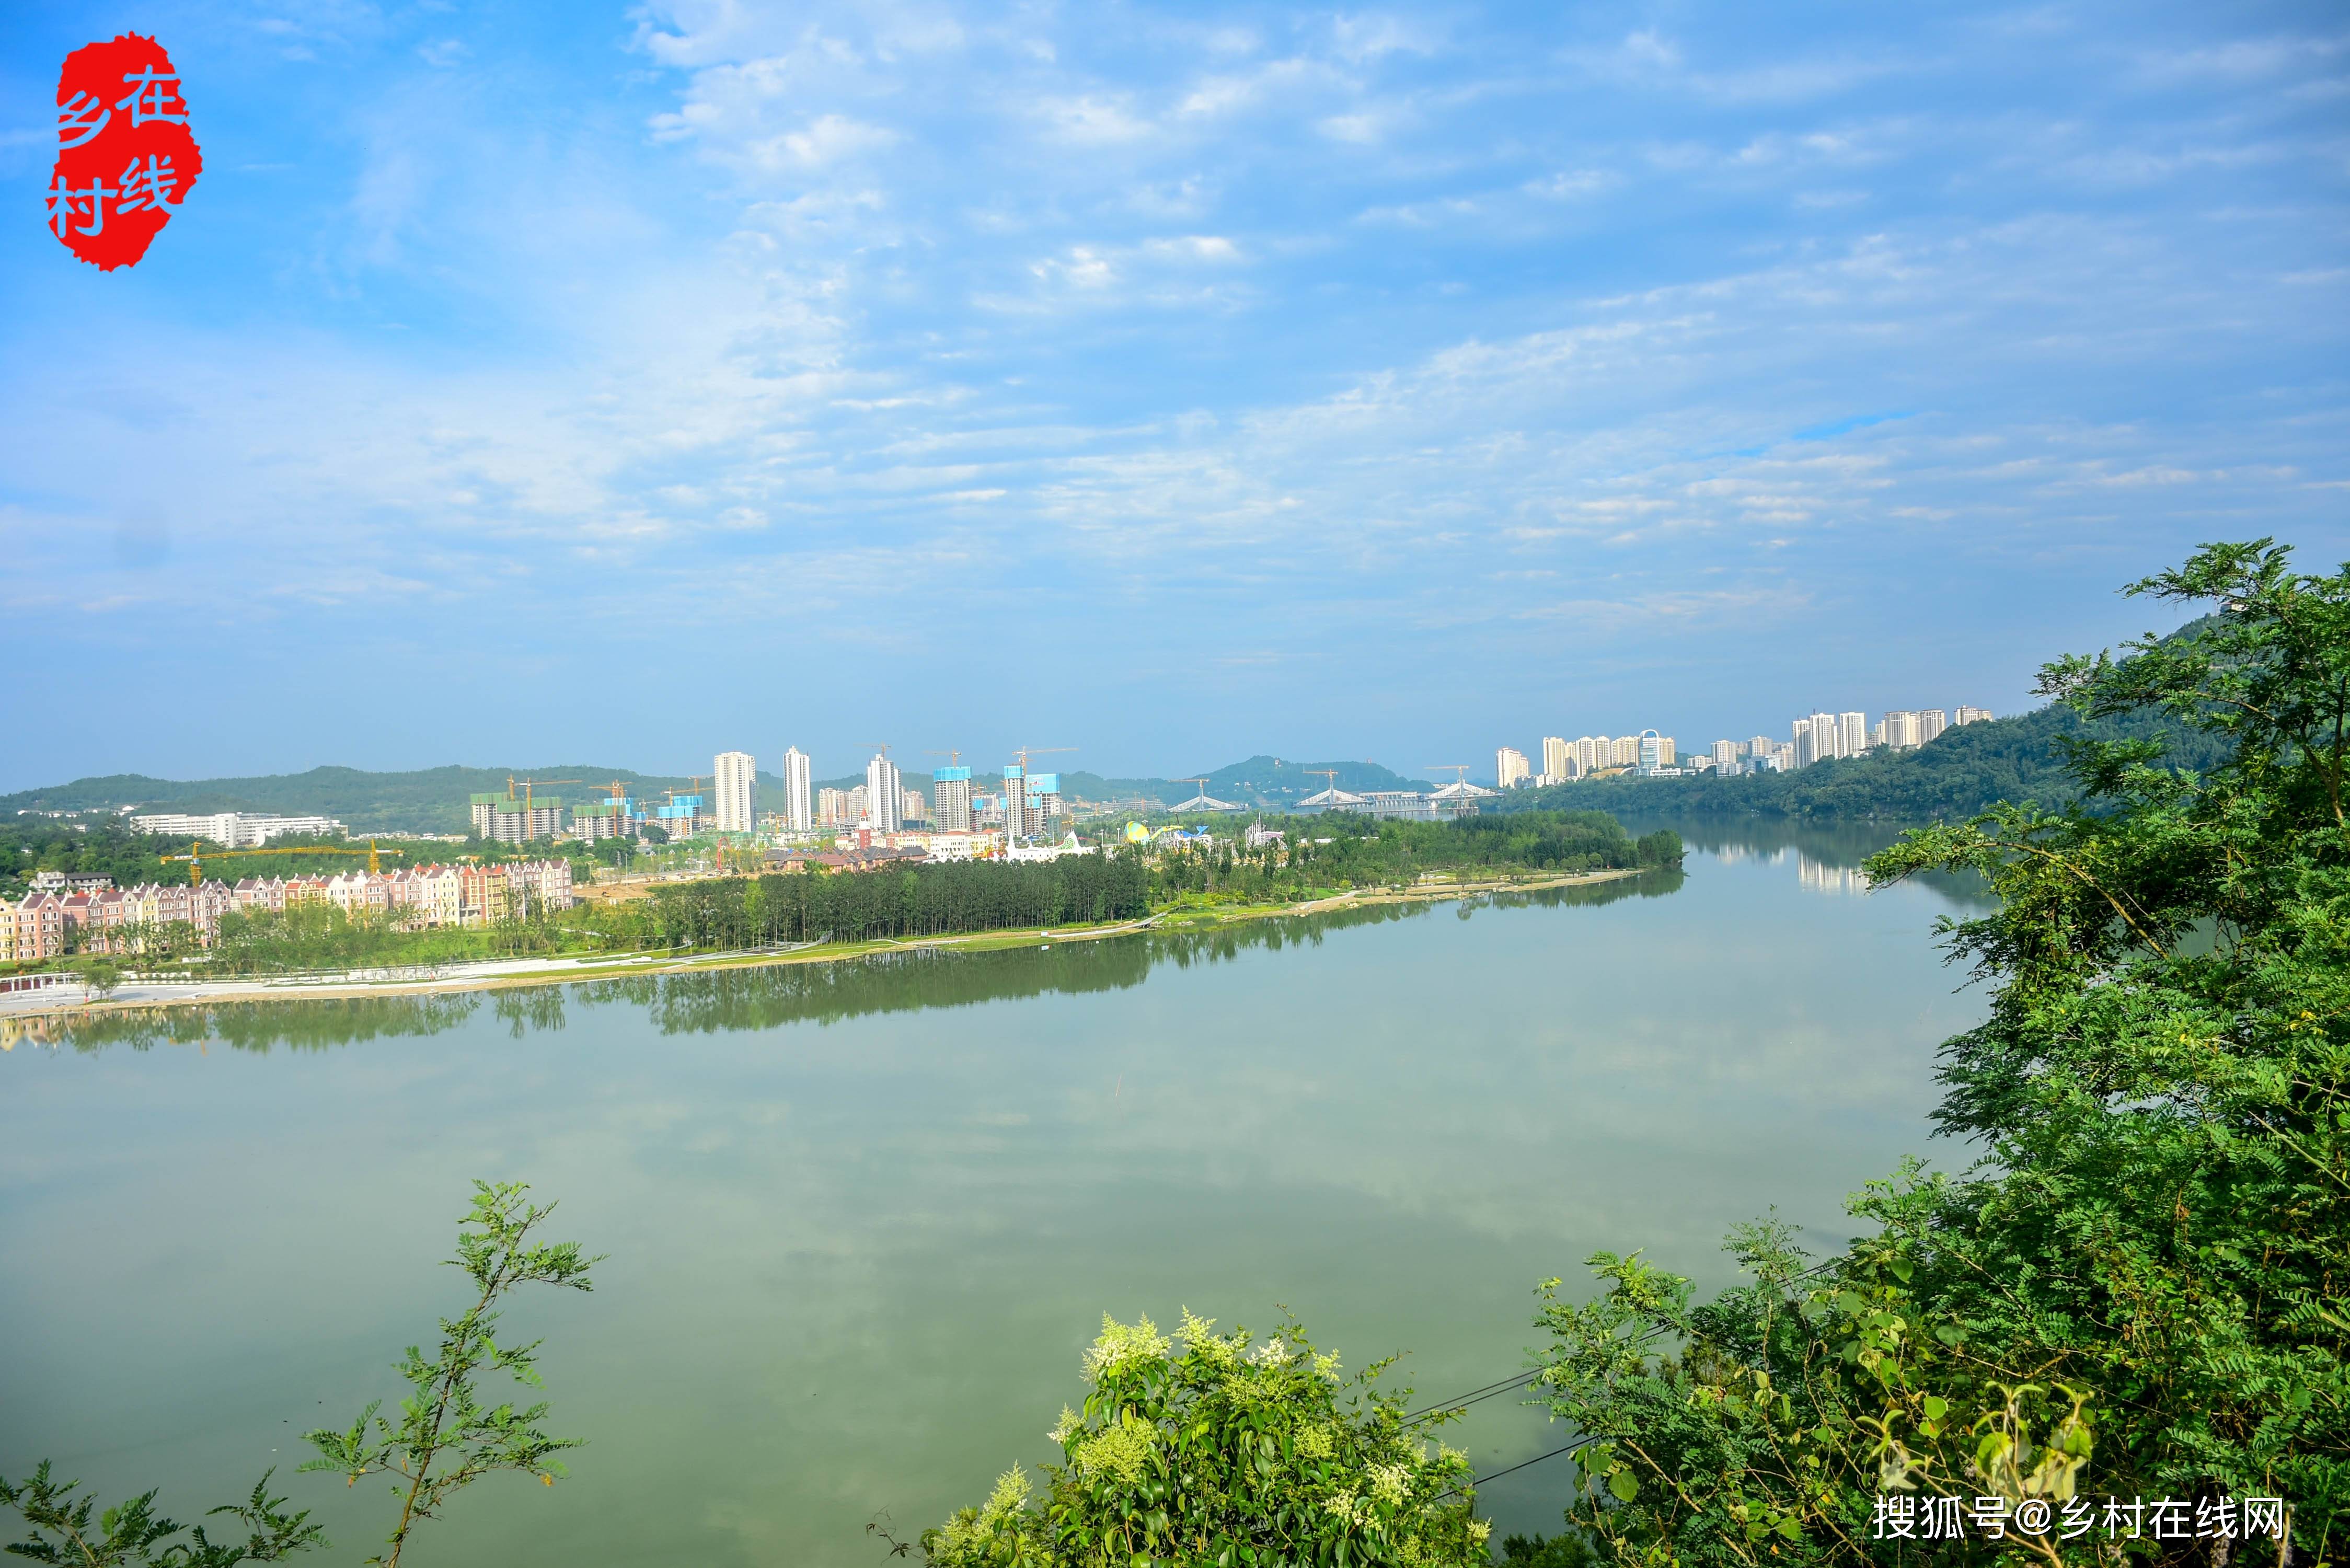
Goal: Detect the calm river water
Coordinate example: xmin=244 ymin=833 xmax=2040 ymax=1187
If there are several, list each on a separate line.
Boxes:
xmin=1 ymin=819 xmax=1987 ymax=1564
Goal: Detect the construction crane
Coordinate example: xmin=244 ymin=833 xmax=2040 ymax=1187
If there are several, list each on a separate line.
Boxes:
xmin=1011 ymin=745 xmax=1074 ymax=771
xmin=505 ymin=776 xmax=580 ymax=809
xmin=923 ymin=748 xmax=963 ymax=766
xmin=160 ymin=839 xmax=407 ymax=887
xmin=1304 ymin=768 xmax=1341 ymax=798
xmin=1426 ymin=765 xmax=1474 ymax=786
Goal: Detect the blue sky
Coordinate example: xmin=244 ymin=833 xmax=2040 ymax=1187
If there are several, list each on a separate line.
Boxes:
xmin=3 ymin=1 xmax=2345 ymax=789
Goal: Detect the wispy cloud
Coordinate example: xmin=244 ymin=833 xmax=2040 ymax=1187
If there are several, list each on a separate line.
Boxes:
xmin=0 ymin=0 xmax=2343 ymax=783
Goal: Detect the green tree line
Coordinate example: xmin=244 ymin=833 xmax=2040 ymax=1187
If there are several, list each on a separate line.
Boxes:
xmin=1148 ymin=811 xmax=1681 ymax=905
xmin=619 ymin=850 xmax=1156 ymax=949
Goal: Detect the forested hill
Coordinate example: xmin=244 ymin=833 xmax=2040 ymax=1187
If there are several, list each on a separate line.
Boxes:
xmin=0 ymin=765 xmax=714 ymax=835
xmin=1506 ymin=698 xmax=2231 ymax=821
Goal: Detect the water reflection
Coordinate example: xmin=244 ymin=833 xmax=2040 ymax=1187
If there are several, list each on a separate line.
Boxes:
xmin=1628 ymin=815 xmax=1990 ymax=909
xmin=1 ymin=993 xmax=484 ymax=1054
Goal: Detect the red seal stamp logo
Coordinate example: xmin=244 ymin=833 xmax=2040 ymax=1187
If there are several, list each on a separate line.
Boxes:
xmin=47 ymin=33 xmax=203 ymax=271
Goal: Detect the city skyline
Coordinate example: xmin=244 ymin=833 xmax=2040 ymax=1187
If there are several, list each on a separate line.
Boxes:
xmin=3 ymin=3 xmax=2343 ymax=790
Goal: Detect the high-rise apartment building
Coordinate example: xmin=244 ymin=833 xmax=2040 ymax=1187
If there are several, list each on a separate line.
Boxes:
xmin=1496 ymin=747 xmax=1532 ymax=788
xmin=713 ymin=751 xmax=757 ymax=833
xmin=470 ymin=793 xmax=567 ymax=842
xmin=1919 ymin=709 xmax=1949 ymax=742
xmin=933 ymin=765 xmax=974 ymax=832
xmin=818 ymin=787 xmax=849 ymax=827
xmin=1026 ymin=772 xmax=1064 ymax=825
xmin=1002 ymin=763 xmax=1029 ymax=839
xmin=1882 ymin=711 xmax=1922 ymax=750
xmin=1792 ymin=709 xmax=1842 ymax=768
xmin=1954 ymin=706 xmax=1993 ymax=727
xmin=1609 ymin=735 xmax=1640 ymax=767
xmin=1838 ymin=712 xmax=1867 ymax=757
xmin=865 ymin=753 xmax=903 ymax=832
xmin=1541 ymin=737 xmax=1571 ymax=778
xmin=781 ymin=746 xmax=813 ymax=832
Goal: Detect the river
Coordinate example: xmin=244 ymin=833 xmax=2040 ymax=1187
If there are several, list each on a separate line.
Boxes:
xmin=0 ymin=819 xmax=1989 ymax=1563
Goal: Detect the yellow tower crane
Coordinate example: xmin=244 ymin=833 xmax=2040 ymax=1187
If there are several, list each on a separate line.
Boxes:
xmin=160 ymin=840 xmax=407 ymax=887
xmin=504 ymin=776 xmax=580 ymax=809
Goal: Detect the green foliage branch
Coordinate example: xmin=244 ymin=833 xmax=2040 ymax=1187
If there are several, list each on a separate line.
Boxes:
xmin=0 ymin=1469 xmax=321 ymax=1568
xmin=299 ymin=1181 xmax=602 ymax=1568
xmin=923 ymin=1310 xmax=1491 ymax=1566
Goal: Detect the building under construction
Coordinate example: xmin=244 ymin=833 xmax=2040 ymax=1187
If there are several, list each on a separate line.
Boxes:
xmin=470 ymin=792 xmax=568 ymax=843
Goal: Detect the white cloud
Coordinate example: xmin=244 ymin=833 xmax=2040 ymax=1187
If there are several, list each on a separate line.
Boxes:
xmin=1524 ymin=169 xmax=1617 ymax=200
xmin=759 ymin=113 xmax=898 ymax=169
xmin=1035 ymin=95 xmax=1154 ymax=145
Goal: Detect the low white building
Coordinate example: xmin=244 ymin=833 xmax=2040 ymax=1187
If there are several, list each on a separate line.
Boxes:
xmin=132 ymin=811 xmax=348 ymax=846
xmin=1004 ymin=834 xmax=1097 ymax=863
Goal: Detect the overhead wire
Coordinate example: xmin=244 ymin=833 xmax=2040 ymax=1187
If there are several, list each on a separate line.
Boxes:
xmin=1407 ymin=1258 xmax=1846 ymax=1490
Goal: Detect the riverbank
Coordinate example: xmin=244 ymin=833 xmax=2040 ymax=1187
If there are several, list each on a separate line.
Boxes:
xmin=0 ymin=867 xmax=1645 ymax=1025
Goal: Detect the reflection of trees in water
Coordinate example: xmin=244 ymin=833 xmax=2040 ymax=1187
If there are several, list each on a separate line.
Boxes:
xmin=493 ymin=988 xmax=568 ymax=1039
xmin=580 ymin=940 xmax=1164 ymax=1036
xmin=39 ymin=994 xmax=485 ymax=1055
xmin=1619 ymin=815 xmax=1989 ymax=909
xmin=28 ymin=871 xmax=1681 ymax=1053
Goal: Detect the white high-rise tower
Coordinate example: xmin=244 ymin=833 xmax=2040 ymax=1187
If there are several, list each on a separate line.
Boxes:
xmin=782 ymin=747 xmax=813 ymax=833
xmin=865 ymin=752 xmax=903 ymax=833
xmin=713 ymin=751 xmax=757 ymax=833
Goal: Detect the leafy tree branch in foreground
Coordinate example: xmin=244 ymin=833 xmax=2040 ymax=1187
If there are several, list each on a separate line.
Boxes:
xmin=922 ymin=1310 xmax=1492 ymax=1565
xmin=301 ymin=1181 xmax=601 ymax=1568
xmin=2 ymin=1182 xmax=598 ymax=1568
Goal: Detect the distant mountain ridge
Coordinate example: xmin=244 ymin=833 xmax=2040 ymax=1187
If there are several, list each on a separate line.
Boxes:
xmin=1 ymin=756 xmax=1437 ymax=834
xmin=4 ymin=682 xmax=2218 ymax=835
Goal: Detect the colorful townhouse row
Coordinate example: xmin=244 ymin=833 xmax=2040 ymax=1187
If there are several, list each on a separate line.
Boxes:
xmin=2 ymin=861 xmax=575 ymax=963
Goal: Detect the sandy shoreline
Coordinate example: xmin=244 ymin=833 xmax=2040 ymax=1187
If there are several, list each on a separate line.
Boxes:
xmin=1 ymin=867 xmax=1644 ymax=1023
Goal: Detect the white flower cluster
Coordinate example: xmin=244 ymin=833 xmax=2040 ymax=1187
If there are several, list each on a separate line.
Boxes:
xmin=1178 ymin=1307 xmax=1240 ymax=1369
xmin=1081 ymin=1313 xmax=1170 ymax=1381
xmin=980 ymin=1466 xmax=1031 ymax=1526
xmin=1246 ymin=1335 xmax=1293 ymax=1368
xmin=1366 ymin=1462 xmax=1411 ymax=1506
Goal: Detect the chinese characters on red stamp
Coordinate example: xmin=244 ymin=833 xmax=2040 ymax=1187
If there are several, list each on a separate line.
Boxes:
xmin=48 ymin=33 xmax=202 ymax=271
